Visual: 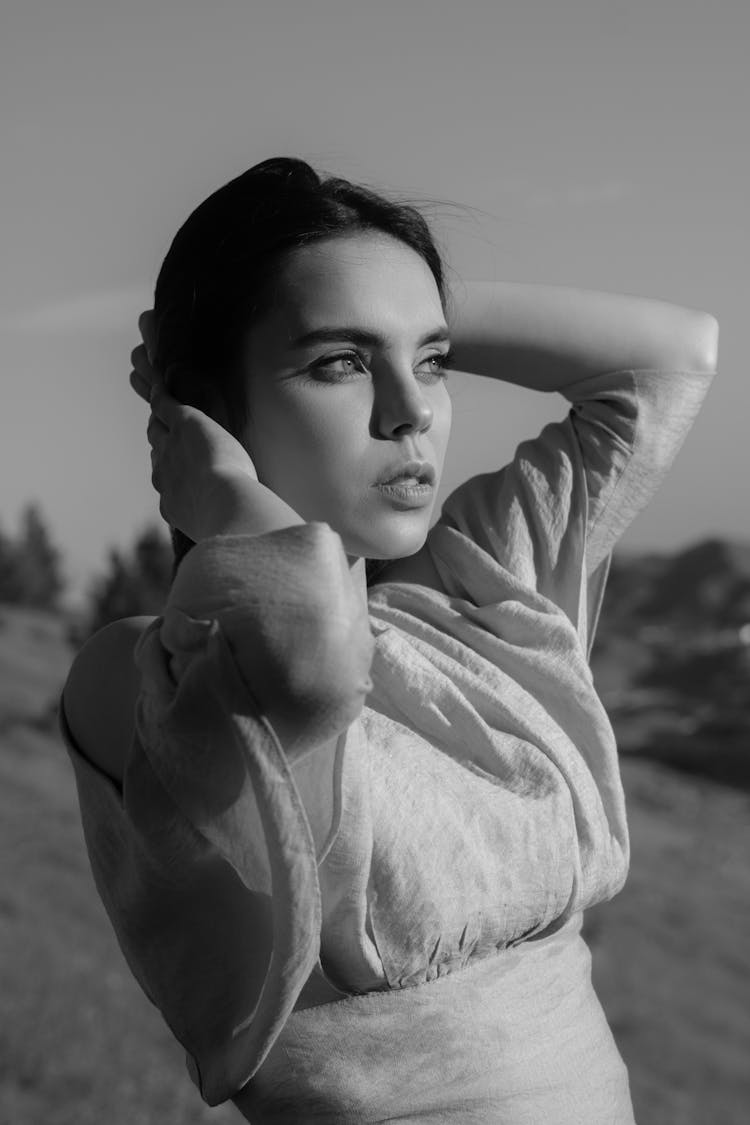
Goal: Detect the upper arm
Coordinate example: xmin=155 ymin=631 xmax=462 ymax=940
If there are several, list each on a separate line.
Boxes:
xmin=61 ymin=616 xmax=157 ymax=785
xmin=565 ymin=365 xmax=717 ymax=570
xmin=431 ymin=360 xmax=715 ymax=653
xmin=450 ymin=281 xmax=719 ymax=388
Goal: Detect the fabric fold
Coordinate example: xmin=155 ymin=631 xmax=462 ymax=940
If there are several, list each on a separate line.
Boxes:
xmin=235 ymin=915 xmax=635 ymax=1124
xmin=61 ymin=520 xmax=376 ymax=1107
xmin=59 ymin=364 xmax=713 ymax=1121
xmin=128 ymin=611 xmax=325 ymax=1105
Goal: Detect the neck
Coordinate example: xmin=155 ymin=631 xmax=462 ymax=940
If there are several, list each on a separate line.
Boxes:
xmin=347 ymin=554 xmax=371 ymax=616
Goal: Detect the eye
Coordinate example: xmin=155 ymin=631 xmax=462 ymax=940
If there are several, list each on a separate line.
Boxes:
xmin=306 ymin=348 xmax=454 ymax=385
xmin=418 ymin=350 xmax=454 ymax=382
xmin=309 ymin=352 xmax=367 ymax=380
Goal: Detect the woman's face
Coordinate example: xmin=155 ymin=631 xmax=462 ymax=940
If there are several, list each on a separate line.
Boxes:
xmin=237 ymin=231 xmax=453 ymax=561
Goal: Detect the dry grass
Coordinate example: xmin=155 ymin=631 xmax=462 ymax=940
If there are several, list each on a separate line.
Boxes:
xmin=2 ymin=604 xmax=748 ymax=1123
xmin=1 ymin=722 xmax=241 ymax=1125
xmin=585 ymin=759 xmax=750 ymax=1122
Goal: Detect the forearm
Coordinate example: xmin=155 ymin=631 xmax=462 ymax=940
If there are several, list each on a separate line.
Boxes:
xmin=164 ymin=523 xmax=374 ymax=758
xmin=448 ymin=280 xmax=719 ymax=391
xmin=198 ymin=473 xmax=306 ymax=541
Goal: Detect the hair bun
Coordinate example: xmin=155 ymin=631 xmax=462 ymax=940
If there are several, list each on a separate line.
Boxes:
xmin=232 ymin=157 xmax=321 ymax=196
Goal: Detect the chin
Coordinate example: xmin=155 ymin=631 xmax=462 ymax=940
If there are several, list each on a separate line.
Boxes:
xmin=348 ymin=511 xmax=432 ymax=562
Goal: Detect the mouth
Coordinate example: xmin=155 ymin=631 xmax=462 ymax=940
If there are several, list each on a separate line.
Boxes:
xmin=376 ymin=459 xmax=436 ymax=487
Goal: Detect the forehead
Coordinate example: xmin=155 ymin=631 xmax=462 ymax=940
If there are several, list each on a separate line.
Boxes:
xmin=270 ymin=232 xmax=445 ymax=334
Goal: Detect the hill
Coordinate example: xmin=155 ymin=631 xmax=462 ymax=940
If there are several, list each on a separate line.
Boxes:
xmin=591 ymin=536 xmax=750 ymax=789
xmin=602 ymin=537 xmax=750 ymax=628
xmin=0 ymin=604 xmax=240 ymax=1125
xmin=2 ymin=533 xmax=750 ymax=1123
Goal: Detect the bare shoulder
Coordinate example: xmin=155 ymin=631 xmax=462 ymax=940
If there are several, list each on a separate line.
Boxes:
xmin=62 ymin=615 xmax=158 ymax=785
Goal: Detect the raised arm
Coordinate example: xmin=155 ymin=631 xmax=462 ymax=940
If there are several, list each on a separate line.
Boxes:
xmin=60 ymin=345 xmax=375 ymax=1106
xmin=61 ymin=519 xmax=373 ymax=1106
xmin=448 ymin=280 xmax=718 ymax=387
xmin=432 ymin=282 xmax=719 ymax=649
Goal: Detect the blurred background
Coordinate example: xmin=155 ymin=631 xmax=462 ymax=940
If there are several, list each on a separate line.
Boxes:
xmin=1 ymin=1 xmax=748 ymax=1122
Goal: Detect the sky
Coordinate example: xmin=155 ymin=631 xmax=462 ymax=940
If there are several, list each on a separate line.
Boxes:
xmin=1 ymin=0 xmax=748 ymax=607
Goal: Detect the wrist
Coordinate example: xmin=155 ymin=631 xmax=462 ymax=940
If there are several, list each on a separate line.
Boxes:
xmin=199 ymin=472 xmax=305 ymax=541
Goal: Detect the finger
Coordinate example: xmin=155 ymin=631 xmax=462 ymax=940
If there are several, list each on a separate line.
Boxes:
xmin=131 ymin=342 xmax=158 ymax=381
xmin=129 ymin=368 xmax=151 ymax=403
xmin=149 ymin=380 xmax=191 ymax=428
xmin=146 ymin=412 xmax=169 ymax=445
xmin=139 ymin=310 xmax=157 ymax=362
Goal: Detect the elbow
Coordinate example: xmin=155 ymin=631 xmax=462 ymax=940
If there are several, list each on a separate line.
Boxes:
xmin=261 ymin=610 xmax=375 ymax=755
xmin=166 ymin=520 xmax=375 ymax=752
xmin=213 ymin=579 xmax=375 ymax=755
xmin=688 ymin=311 xmax=719 ymax=375
xmin=258 ymin=520 xmax=376 ymax=741
xmin=631 ymin=304 xmax=720 ymax=377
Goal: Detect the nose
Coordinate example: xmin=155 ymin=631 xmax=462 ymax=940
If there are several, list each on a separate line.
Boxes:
xmin=372 ymin=369 xmax=434 ymax=439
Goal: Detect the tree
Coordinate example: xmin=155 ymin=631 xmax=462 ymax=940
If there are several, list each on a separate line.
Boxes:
xmin=0 ymin=521 xmax=22 ymax=603
xmin=17 ymin=504 xmax=65 ymax=609
xmin=134 ymin=526 xmax=173 ymax=595
xmin=0 ymin=504 xmax=65 ymax=609
xmin=72 ymin=524 xmax=173 ymax=647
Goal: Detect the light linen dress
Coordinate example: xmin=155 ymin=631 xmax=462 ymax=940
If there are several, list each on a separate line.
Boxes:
xmin=59 ymin=363 xmax=714 ymax=1123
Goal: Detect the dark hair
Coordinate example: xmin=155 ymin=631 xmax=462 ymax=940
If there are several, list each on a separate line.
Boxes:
xmin=153 ymin=156 xmax=451 ymax=586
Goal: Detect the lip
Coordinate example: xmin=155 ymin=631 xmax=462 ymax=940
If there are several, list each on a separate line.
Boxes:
xmin=375 ymin=479 xmax=434 ymax=509
xmin=375 ymin=459 xmax=436 ymax=487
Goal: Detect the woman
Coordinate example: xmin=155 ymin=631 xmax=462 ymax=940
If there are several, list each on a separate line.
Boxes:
xmin=60 ymin=156 xmax=718 ymax=1123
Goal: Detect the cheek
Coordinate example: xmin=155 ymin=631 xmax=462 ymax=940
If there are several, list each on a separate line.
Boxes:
xmin=433 ymin=391 xmax=453 ymax=461
xmin=247 ymin=394 xmax=358 ymax=487
xmin=286 ymin=408 xmax=359 ymax=480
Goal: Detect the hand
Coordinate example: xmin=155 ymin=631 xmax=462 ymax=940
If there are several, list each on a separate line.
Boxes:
xmin=130 ymin=312 xmax=259 ymax=542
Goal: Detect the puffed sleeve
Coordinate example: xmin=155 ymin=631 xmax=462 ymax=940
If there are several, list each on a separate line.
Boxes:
xmin=431 ymin=366 xmax=715 ymax=656
xmin=59 ymin=522 xmax=374 ymax=1106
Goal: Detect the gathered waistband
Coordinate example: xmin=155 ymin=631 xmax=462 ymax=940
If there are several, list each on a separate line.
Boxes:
xmin=233 ymin=919 xmax=635 ymax=1124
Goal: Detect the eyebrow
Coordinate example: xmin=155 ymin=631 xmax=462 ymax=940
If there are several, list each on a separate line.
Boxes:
xmin=289 ymin=326 xmax=451 ymax=350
